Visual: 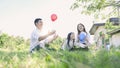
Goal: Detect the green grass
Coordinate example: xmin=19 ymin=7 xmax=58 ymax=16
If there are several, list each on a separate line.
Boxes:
xmin=0 ymin=33 xmax=120 ymax=68
xmin=0 ymin=46 xmax=120 ymax=68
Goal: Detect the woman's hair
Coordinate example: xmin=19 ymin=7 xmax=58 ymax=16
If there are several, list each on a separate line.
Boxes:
xmin=67 ymin=32 xmax=75 ymax=47
xmin=77 ymin=23 xmax=87 ymax=35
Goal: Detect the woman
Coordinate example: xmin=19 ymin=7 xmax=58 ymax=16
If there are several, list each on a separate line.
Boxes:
xmin=61 ymin=32 xmax=75 ymax=50
xmin=76 ymin=23 xmax=90 ymax=49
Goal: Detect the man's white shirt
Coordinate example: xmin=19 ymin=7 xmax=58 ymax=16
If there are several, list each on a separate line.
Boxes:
xmin=30 ymin=28 xmax=48 ymax=52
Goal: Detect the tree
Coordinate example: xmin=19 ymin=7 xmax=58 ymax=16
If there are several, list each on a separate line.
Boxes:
xmin=71 ymin=0 xmax=120 ymax=19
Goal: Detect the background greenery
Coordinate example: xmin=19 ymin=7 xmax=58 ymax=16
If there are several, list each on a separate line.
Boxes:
xmin=0 ymin=33 xmax=120 ymax=68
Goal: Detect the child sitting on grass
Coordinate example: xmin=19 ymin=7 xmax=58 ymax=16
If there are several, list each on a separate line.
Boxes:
xmin=61 ymin=32 xmax=75 ymax=51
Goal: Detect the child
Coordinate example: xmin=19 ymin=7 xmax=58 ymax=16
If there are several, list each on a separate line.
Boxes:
xmin=61 ymin=32 xmax=75 ymax=50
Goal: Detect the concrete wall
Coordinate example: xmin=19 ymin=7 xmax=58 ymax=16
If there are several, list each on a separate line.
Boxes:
xmin=94 ymin=26 xmax=106 ymax=42
xmin=94 ymin=26 xmax=106 ymax=46
xmin=111 ymin=32 xmax=120 ymax=47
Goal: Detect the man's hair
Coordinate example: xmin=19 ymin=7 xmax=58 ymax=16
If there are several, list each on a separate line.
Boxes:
xmin=34 ymin=18 xmax=42 ymax=25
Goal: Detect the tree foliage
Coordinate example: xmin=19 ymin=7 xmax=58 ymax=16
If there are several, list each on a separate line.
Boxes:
xmin=71 ymin=0 xmax=120 ymax=19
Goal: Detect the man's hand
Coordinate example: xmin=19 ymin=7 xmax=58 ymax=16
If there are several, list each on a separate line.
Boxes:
xmin=48 ymin=30 xmax=56 ymax=36
xmin=47 ymin=34 xmax=58 ymax=43
xmin=53 ymin=34 xmax=58 ymax=40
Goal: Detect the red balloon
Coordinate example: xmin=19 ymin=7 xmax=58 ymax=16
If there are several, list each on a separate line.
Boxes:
xmin=51 ymin=14 xmax=57 ymax=22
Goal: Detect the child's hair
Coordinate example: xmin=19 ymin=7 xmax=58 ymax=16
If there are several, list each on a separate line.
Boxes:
xmin=77 ymin=23 xmax=87 ymax=35
xmin=67 ymin=32 xmax=75 ymax=47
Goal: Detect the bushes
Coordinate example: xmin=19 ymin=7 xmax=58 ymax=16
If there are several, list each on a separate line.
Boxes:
xmin=0 ymin=33 xmax=10 ymax=47
xmin=0 ymin=33 xmax=29 ymax=51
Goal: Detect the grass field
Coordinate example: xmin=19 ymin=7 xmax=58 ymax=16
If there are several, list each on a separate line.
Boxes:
xmin=0 ymin=33 xmax=120 ymax=68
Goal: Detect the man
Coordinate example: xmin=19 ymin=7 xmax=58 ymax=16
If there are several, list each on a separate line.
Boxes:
xmin=30 ymin=18 xmax=58 ymax=53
